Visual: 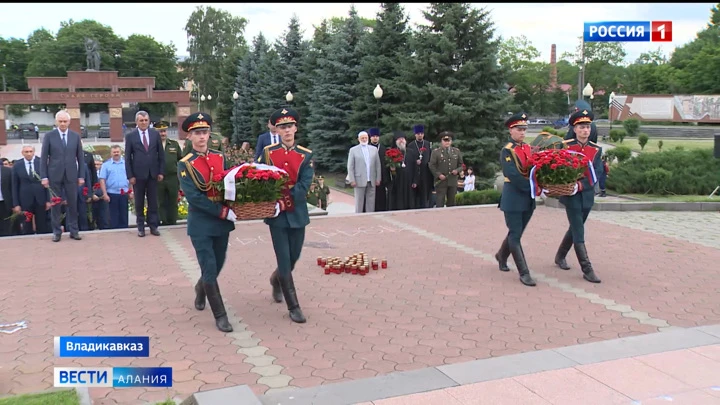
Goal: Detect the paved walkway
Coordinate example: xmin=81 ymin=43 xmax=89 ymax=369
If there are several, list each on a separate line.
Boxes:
xmin=358 ymin=344 xmax=720 ymax=405
xmin=0 ymin=206 xmax=718 ymax=404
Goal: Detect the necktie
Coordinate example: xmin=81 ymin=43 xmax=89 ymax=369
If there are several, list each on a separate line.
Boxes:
xmin=142 ymin=131 xmax=149 ymax=151
xmin=28 ymin=161 xmax=33 ymax=176
xmin=62 ymin=133 xmax=67 ymax=146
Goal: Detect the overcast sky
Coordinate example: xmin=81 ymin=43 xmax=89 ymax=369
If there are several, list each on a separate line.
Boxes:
xmin=0 ymin=3 xmax=714 ymax=64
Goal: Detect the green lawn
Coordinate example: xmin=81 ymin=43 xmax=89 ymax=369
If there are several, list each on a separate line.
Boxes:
xmin=621 ymin=193 xmax=719 ymax=202
xmin=0 ymin=390 xmax=79 ymax=405
xmin=612 ymin=138 xmax=713 ymax=153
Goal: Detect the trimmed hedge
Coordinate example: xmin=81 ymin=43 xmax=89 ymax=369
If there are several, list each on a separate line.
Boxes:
xmin=607 ymin=149 xmax=720 ymax=195
xmin=455 ymin=189 xmax=501 ymax=206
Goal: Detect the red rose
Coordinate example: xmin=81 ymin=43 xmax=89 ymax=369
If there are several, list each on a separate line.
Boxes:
xmin=24 ymin=212 xmax=33 ymax=222
xmin=120 ymin=189 xmax=125 ymax=195
xmin=82 ymin=187 xmax=88 ymax=196
xmin=179 ymin=190 xmax=185 ymax=197
xmin=550 ymin=164 xmax=558 ymax=169
xmin=92 ymin=182 xmax=101 ymax=190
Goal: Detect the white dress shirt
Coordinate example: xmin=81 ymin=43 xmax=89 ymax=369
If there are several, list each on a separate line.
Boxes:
xmin=270 ymin=132 xmax=279 ymax=145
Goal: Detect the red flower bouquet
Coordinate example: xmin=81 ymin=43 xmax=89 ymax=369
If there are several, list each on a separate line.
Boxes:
xmin=385 ymin=149 xmax=404 ymax=172
xmin=211 ymin=163 xmax=290 ymax=220
xmin=528 ymin=149 xmax=589 ymax=196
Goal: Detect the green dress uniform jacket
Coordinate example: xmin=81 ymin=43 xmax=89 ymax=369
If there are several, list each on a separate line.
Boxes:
xmin=429 ymin=146 xmax=464 ymax=207
xmin=499 ymin=140 xmax=537 ymax=212
xmin=159 ymin=139 xmax=183 ymax=224
xmin=558 ymin=139 xmax=603 ymax=244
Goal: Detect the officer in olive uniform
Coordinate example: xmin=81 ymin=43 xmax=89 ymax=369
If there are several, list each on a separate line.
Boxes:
xmin=177 ymin=112 xmax=237 ymax=332
xmin=263 ymin=107 xmax=313 ymax=324
xmin=306 ymin=183 xmax=321 ymax=207
xmin=316 ymin=175 xmax=330 ymax=210
xmin=156 ymin=121 xmax=183 ymax=225
xmin=183 ymin=131 xmax=225 ymax=156
xmin=429 ymin=131 xmax=464 ymax=207
xmin=553 ymin=110 xmax=602 ymax=283
xmin=495 ymin=112 xmax=540 ymax=287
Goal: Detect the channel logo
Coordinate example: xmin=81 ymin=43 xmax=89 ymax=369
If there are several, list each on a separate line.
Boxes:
xmin=584 ymin=21 xmax=672 ymax=42
xmin=54 ymin=367 xmax=172 ymax=388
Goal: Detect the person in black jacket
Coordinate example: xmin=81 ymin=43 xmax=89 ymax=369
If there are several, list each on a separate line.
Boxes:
xmin=368 ymin=127 xmax=388 ymax=212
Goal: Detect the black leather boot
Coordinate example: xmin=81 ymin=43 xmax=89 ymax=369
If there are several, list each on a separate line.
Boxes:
xmin=194 ymin=278 xmax=206 ymax=310
xmin=554 ymin=231 xmax=573 ymax=270
xmin=509 ymin=244 xmax=536 ymax=287
xmin=270 ymin=269 xmax=283 ymax=303
xmin=278 ymin=273 xmax=306 ymax=323
xmin=495 ymin=237 xmax=510 ymax=272
xmin=574 ymin=243 xmax=601 ymax=283
xmin=203 ymin=282 xmax=234 ymax=332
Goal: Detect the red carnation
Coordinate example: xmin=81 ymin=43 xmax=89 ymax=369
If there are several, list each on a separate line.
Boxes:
xmin=82 ymin=187 xmax=89 ymax=197
xmin=92 ymin=182 xmax=101 ymax=190
xmin=120 ymin=189 xmax=125 ymax=196
xmin=178 ymin=190 xmax=185 ymax=197
xmin=24 ymin=211 xmax=34 ymax=222
xmin=212 ymin=173 xmax=224 ymax=182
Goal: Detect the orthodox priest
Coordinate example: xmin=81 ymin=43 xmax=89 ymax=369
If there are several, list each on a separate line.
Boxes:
xmin=405 ymin=124 xmax=433 ymax=208
xmin=387 ymin=131 xmax=414 ymax=211
xmin=368 ymin=127 xmax=388 ymax=211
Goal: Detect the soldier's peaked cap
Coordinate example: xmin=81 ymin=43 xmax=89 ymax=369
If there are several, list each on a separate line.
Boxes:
xmin=182 ymin=112 xmax=213 ymax=133
xmin=505 ymin=112 xmax=529 ymax=129
xmin=270 ymin=108 xmax=299 ymax=126
xmin=569 ymin=109 xmax=594 ymax=126
xmin=154 ymin=121 xmax=170 ymax=130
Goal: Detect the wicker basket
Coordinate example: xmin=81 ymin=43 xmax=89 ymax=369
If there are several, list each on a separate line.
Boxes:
xmin=228 ymin=201 xmax=277 ymax=220
xmin=544 ymin=182 xmax=577 ymax=197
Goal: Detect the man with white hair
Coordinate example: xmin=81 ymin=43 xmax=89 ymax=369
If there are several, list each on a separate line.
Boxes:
xmin=39 ymin=110 xmax=86 ymax=242
xmin=347 ymin=130 xmax=381 ymax=213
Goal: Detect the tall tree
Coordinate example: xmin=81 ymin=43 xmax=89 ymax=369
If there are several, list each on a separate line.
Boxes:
xmin=232 ymin=34 xmax=269 ymax=145
xmin=275 ymin=15 xmax=309 ymax=144
xmin=253 ymin=47 xmax=286 ymax=133
xmin=215 ymin=47 xmax=246 ymax=140
xmin=670 ymin=5 xmax=720 ymax=94
xmin=306 ymin=6 xmax=368 ymax=171
xmin=389 ymin=3 xmax=510 ymax=180
xmin=184 ymin=6 xmax=247 ymax=111
xmin=350 ymin=3 xmax=411 ymax=144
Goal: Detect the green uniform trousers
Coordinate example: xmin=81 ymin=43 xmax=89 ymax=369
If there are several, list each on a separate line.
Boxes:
xmin=564 ymin=208 xmax=591 ymax=244
xmin=191 ymin=234 xmax=230 ymax=284
xmin=435 ymin=176 xmax=459 ymax=207
xmin=503 ymin=209 xmax=534 ymax=250
xmin=269 ymin=226 xmax=306 ymax=277
xmin=158 ymin=178 xmax=179 ymax=225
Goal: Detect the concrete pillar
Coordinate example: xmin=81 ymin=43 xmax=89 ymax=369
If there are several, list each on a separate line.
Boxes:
xmin=0 ymin=106 xmax=6 ymax=146
xmin=176 ymin=105 xmax=191 ymax=140
xmin=109 ymin=105 xmax=123 ymax=142
xmin=66 ymin=105 xmax=82 ymax=136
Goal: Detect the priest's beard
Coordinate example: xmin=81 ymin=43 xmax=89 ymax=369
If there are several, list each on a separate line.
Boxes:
xmin=397 ymin=144 xmax=406 ymax=153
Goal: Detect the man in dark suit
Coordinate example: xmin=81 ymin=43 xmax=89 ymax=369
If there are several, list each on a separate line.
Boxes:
xmin=39 ymin=110 xmax=86 ymax=242
xmin=254 ymin=119 xmax=279 ymax=163
xmin=76 ymin=149 xmax=98 ymax=231
xmin=0 ymin=162 xmax=13 ymax=236
xmin=125 ymin=110 xmax=165 ymax=237
xmin=12 ymin=146 xmax=50 ymax=235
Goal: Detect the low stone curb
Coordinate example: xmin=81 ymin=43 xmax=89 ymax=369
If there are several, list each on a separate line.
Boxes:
xmin=544 ymin=197 xmax=720 ymax=212
xmin=179 ymin=325 xmax=720 ymax=405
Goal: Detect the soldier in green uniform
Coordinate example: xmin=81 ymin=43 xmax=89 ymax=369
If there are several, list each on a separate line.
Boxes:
xmin=177 ymin=112 xmax=237 ymax=332
xmin=155 ymin=121 xmax=183 ymax=226
xmin=263 ymin=107 xmax=313 ymax=324
xmin=316 ymin=175 xmax=330 ymax=210
xmin=553 ymin=110 xmax=602 ymax=283
xmin=306 ymin=183 xmax=321 ymax=207
xmin=429 ymin=131 xmax=464 ymax=207
xmin=183 ymin=131 xmax=225 ymax=156
xmin=495 ymin=112 xmax=541 ymax=287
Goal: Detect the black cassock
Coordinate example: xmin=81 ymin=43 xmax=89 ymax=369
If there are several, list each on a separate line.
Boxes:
xmin=387 ymin=147 xmax=414 ymax=211
xmin=372 ymin=142 xmax=388 ymax=212
xmin=405 ymin=139 xmax=433 ymax=208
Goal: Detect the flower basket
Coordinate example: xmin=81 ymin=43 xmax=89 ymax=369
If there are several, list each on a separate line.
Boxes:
xmin=544 ymin=183 xmax=577 ymax=197
xmin=228 ymin=201 xmax=277 ymax=220
xmin=211 ymin=163 xmax=289 ymax=221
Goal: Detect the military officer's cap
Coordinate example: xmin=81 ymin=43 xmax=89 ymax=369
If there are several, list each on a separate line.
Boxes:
xmin=270 ymin=108 xmax=299 ymax=126
xmin=505 ymin=112 xmax=529 ymax=129
xmin=317 ymin=175 xmax=324 ymax=180
xmin=368 ymin=127 xmax=380 ymax=136
xmin=154 ymin=120 xmax=170 ymax=130
xmin=439 ymin=131 xmax=453 ymax=141
xmin=413 ymin=124 xmax=424 ymax=134
xmin=569 ymin=109 xmax=594 ymax=126
xmin=182 ymin=112 xmax=213 ymax=133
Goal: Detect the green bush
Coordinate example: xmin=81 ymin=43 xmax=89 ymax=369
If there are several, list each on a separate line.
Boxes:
xmin=606 ymin=149 xmax=720 ymax=195
xmin=455 ymin=189 xmax=501 ymax=206
xmin=657 ymin=140 xmax=664 ymax=151
xmin=605 ymin=145 xmax=632 ymax=163
xmin=541 ymin=126 xmax=558 ymax=135
xmin=609 ymin=129 xmax=626 ymax=143
xmin=622 ymin=118 xmax=641 ymax=137
xmin=638 ymin=133 xmax=649 ymax=150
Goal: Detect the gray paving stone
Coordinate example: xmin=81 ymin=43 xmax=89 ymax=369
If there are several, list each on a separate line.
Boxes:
xmin=606 ymin=304 xmax=633 ymax=313
xmin=259 ymin=368 xmax=457 ymax=405
xmin=257 ymin=374 xmax=293 ymax=389
xmin=694 ymin=324 xmax=720 ymax=339
xmin=437 ymin=349 xmax=578 ymax=385
xmin=641 ymin=318 xmax=671 ymax=327
xmin=244 ymin=355 xmax=277 ymax=367
xmin=236 ymin=338 xmax=262 ymax=348
xmin=554 ymin=328 xmax=720 ymax=365
xmin=251 ymin=365 xmax=284 ymax=377
xmin=180 ymin=385 xmax=262 ymax=405
xmin=622 ymin=311 xmax=651 ymax=320
xmin=237 ymin=346 xmax=269 ymax=357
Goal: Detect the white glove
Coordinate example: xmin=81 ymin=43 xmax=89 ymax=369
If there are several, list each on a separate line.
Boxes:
xmin=272 ymin=202 xmax=281 ymax=218
xmin=571 ymin=183 xmax=579 ymax=196
xmin=226 ymin=210 xmax=237 ymax=222
xmin=540 ymin=189 xmax=549 ymax=199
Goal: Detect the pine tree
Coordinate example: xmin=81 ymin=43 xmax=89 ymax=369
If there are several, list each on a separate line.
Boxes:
xmin=253 ymin=48 xmax=286 ymax=129
xmin=389 ymin=3 xmax=510 ymax=180
xmin=350 ymin=3 xmax=411 ymax=146
xmin=216 ymin=47 xmax=246 ymax=142
xmin=275 ymin=15 xmax=310 ymax=144
xmin=232 ymin=34 xmax=269 ymax=145
xmin=306 ymin=6 xmax=368 ymax=172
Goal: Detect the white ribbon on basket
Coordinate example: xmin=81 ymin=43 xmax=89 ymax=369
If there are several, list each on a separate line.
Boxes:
xmin=529 ymin=150 xmax=597 ymax=200
xmin=223 ymin=163 xmax=289 ymax=218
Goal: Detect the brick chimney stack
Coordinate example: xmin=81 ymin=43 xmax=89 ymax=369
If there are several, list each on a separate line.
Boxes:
xmin=550 ymin=44 xmax=558 ymax=88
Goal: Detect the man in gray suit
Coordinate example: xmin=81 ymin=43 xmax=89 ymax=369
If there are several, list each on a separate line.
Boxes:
xmin=347 ymin=131 xmax=382 ymax=213
xmin=40 ymin=110 xmax=86 ymax=242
